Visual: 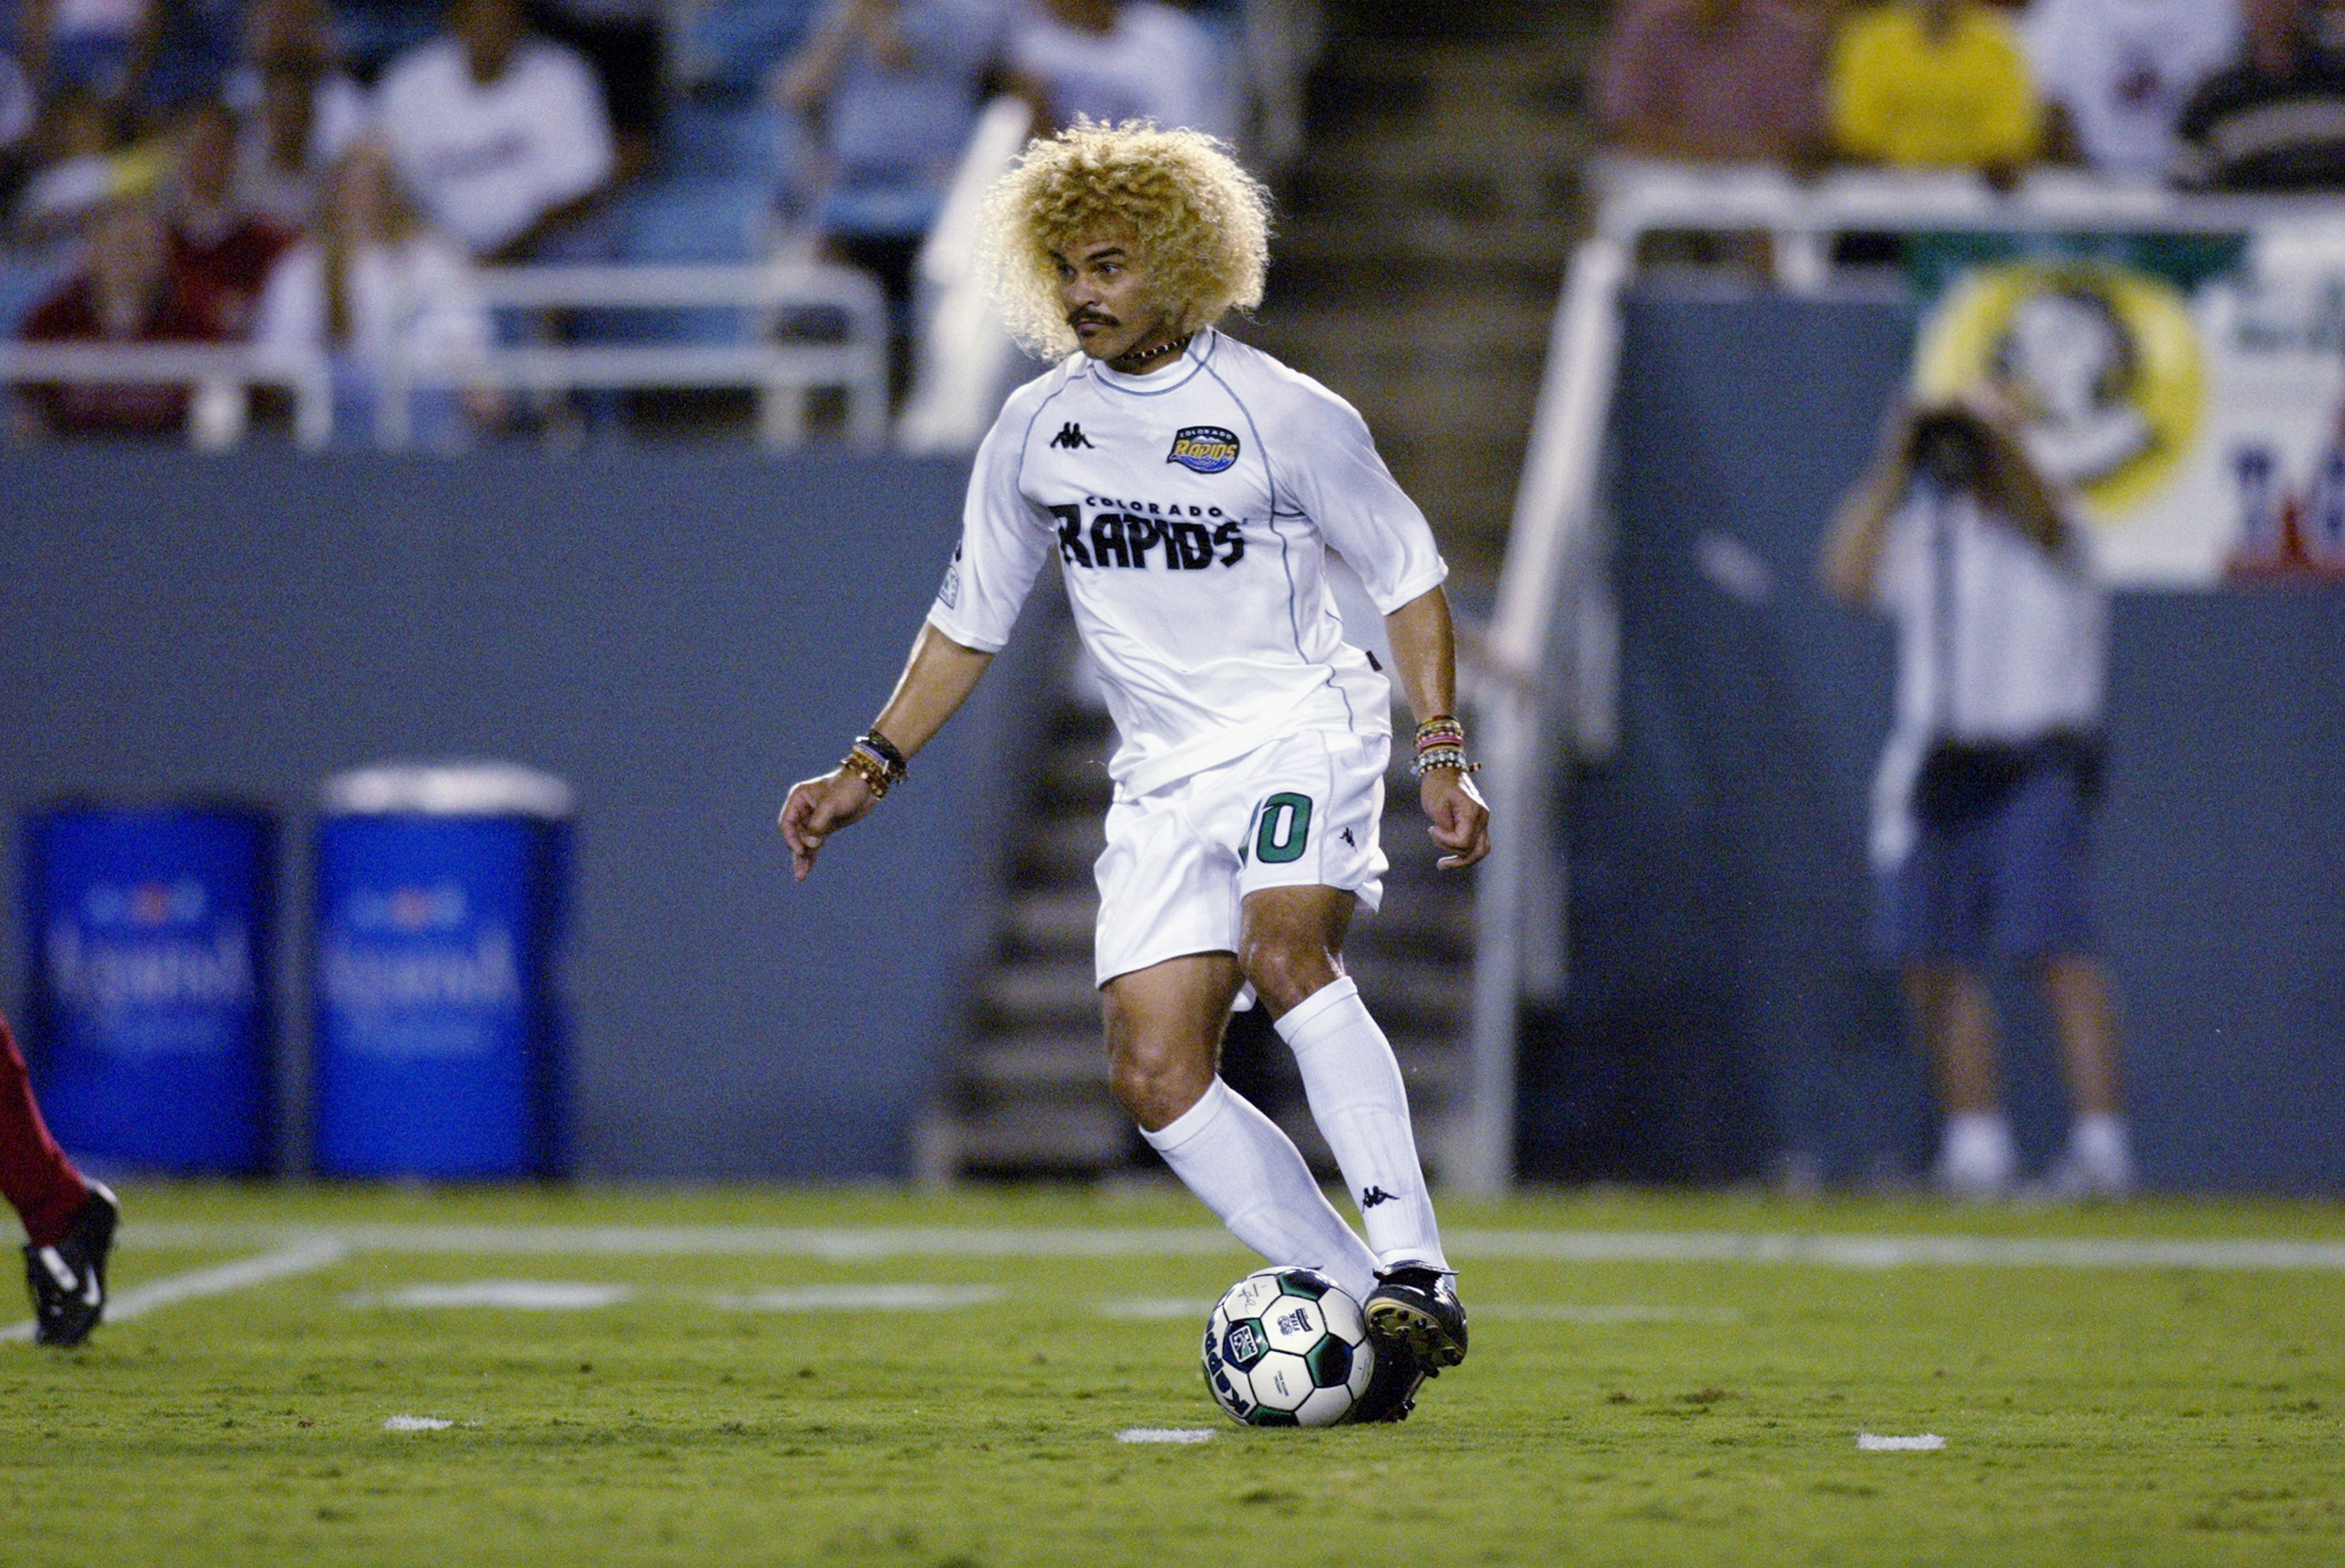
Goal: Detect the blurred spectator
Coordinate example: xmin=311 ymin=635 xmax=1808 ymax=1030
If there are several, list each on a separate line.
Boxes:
xmin=0 ymin=49 xmax=32 ymax=153
xmin=533 ymin=0 xmax=662 ymax=183
xmin=168 ymin=97 xmax=296 ymax=336
xmin=19 ymin=0 xmax=153 ymax=105
xmin=1594 ymin=0 xmax=1830 ymax=165
xmin=375 ymin=0 xmax=614 ymax=261
xmin=19 ymin=0 xmax=238 ymax=127
xmin=1011 ymin=0 xmax=1234 ymax=142
xmin=1830 ymin=0 xmax=2042 ymax=175
xmin=2176 ymin=0 xmax=2345 ymax=188
xmin=1823 ymin=392 xmax=2133 ymax=1201
xmin=135 ymin=0 xmax=242 ymax=120
xmin=16 ymin=171 xmax=230 ymax=435
xmin=2022 ymin=0 xmax=2241 ymax=178
xmin=778 ymin=0 xmax=1018 ymax=305
xmin=14 ymin=90 xmax=126 ymax=237
xmin=251 ymin=137 xmax=496 ymax=446
xmin=226 ymin=0 xmax=371 ymax=227
xmin=1 ymin=49 xmax=37 ymax=211
xmin=685 ymin=0 xmax=824 ymax=100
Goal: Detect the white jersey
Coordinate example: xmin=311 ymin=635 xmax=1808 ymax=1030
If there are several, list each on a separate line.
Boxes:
xmin=2021 ymin=0 xmax=2241 ymax=178
xmin=927 ymin=329 xmax=1447 ymax=799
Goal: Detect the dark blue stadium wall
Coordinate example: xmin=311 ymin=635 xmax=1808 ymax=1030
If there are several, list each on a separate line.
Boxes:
xmin=1521 ymin=289 xmax=2345 ymax=1195
xmin=0 ymin=448 xmax=1026 ymax=1180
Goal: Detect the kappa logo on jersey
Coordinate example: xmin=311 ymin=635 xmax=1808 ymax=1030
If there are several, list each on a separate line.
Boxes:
xmin=1166 ymin=425 xmax=1240 ymax=474
xmin=1050 ymin=422 xmax=1093 ymax=449
xmin=1048 ymin=502 xmax=1246 ymax=572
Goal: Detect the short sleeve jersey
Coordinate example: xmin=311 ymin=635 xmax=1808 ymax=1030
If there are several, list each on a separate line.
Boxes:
xmin=927 ymin=329 xmax=1448 ymax=798
xmin=1829 ymin=2 xmax=2041 ymax=170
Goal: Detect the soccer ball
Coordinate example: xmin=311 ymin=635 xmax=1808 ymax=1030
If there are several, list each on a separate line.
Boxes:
xmin=1201 ymin=1266 xmax=1375 ymax=1427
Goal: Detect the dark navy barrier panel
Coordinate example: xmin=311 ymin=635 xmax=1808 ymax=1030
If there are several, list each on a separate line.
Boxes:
xmin=313 ymin=812 xmax=569 ymax=1178
xmin=1521 ymin=286 xmax=2345 ymax=1194
xmin=0 ymin=449 xmax=1008 ymax=1179
xmin=20 ymin=804 xmax=277 ymax=1173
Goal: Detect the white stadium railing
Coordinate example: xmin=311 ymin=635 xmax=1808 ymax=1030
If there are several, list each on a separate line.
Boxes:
xmin=1 ymin=261 xmax=889 ymax=451
xmin=1461 ymin=161 xmax=2345 ymax=1194
xmin=0 ymin=341 xmax=334 ymax=448
xmin=380 ymin=260 xmax=890 ymax=451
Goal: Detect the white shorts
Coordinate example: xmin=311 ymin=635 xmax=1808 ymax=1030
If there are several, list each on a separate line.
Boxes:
xmin=1093 ymin=729 xmax=1390 ymax=988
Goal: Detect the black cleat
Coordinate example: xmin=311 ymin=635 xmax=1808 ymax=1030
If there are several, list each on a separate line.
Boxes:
xmin=1346 ymin=1333 xmax=1425 ymax=1423
xmin=23 ymin=1183 xmax=118 ymax=1348
xmin=1364 ymin=1265 xmax=1468 ymax=1375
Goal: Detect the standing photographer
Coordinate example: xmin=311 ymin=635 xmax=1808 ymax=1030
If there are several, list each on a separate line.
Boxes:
xmin=1824 ymin=387 xmax=2134 ymax=1200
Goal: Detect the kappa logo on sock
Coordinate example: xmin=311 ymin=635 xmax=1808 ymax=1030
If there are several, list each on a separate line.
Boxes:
xmin=1339 ymin=827 xmax=1357 ymax=847
xmin=1360 ymin=1186 xmax=1398 ymax=1209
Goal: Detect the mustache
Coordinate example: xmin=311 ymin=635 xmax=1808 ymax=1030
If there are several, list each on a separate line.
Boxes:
xmin=1068 ymin=306 xmax=1117 ymax=329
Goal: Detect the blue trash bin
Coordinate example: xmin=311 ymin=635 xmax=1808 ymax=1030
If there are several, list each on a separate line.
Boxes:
xmin=311 ymin=764 xmax=572 ymax=1179
xmin=19 ymin=803 xmax=278 ymax=1174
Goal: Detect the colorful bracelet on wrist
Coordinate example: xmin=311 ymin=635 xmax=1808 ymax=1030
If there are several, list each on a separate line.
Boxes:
xmin=842 ymin=730 xmax=909 ymax=798
xmin=1410 ymin=715 xmax=1478 ymax=777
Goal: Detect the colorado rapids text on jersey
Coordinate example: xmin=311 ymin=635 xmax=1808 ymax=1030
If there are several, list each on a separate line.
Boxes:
xmin=926 ymin=329 xmax=1448 ymax=800
xmin=1049 ymin=501 xmax=1246 ymax=572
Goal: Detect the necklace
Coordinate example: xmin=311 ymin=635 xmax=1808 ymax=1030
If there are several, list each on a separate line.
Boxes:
xmin=1108 ymin=332 xmax=1192 ymax=373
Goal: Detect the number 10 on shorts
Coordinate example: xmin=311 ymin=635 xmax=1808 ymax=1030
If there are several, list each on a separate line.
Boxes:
xmin=1247 ymin=792 xmax=1313 ymax=865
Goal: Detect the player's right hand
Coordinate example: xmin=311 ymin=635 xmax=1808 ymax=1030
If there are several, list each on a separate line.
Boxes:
xmin=777 ymin=769 xmax=877 ymax=882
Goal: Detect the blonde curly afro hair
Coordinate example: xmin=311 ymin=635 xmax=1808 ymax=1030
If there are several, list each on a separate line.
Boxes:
xmin=982 ymin=120 xmax=1271 ymax=361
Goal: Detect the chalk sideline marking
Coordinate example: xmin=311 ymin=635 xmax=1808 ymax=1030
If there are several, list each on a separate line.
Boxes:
xmin=714 ymin=1284 xmax=1006 ymax=1312
xmin=1096 ymin=1297 xmax=1744 ymax=1325
xmin=385 ymin=1415 xmax=455 ymax=1432
xmin=1476 ymin=1303 xmax=1746 ymax=1324
xmin=1117 ymin=1428 xmax=1216 ymax=1444
xmin=351 ymin=1281 xmax=634 ymax=1312
xmin=1097 ymin=1297 xmax=1211 ymax=1320
xmin=1 ymin=1236 xmax=350 ymax=1344
xmin=121 ymin=1224 xmax=2345 ymax=1274
xmin=1858 ymin=1433 xmax=1947 ymax=1452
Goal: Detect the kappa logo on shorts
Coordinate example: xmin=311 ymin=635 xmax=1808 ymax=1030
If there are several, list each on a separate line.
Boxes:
xmin=1167 ymin=426 xmax=1240 ymax=474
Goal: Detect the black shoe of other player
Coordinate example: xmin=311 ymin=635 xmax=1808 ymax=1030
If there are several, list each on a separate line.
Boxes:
xmin=1364 ymin=1265 xmax=1468 ymax=1374
xmin=23 ymin=1183 xmax=118 ymax=1348
xmin=1346 ymin=1334 xmax=1425 ymax=1423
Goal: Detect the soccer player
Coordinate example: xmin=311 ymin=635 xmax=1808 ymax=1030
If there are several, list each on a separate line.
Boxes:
xmin=0 ymin=1008 xmax=118 ymax=1346
xmin=780 ymin=121 xmax=1487 ymax=1421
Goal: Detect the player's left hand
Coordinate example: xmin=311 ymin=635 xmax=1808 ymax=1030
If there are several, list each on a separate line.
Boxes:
xmin=777 ymin=768 xmax=877 ymax=882
xmin=1420 ymin=769 xmax=1490 ymax=870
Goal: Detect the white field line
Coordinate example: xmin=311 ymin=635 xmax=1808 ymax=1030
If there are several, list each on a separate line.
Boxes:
xmin=1097 ymin=1297 xmax=1213 ymax=1319
xmin=1 ymin=1236 xmax=350 ymax=1342
xmin=119 ymin=1223 xmax=2345 ymax=1273
xmin=714 ymin=1283 xmax=1006 ymax=1312
xmin=1475 ymin=1303 xmax=1746 ymax=1324
xmin=350 ymin=1281 xmax=633 ymax=1311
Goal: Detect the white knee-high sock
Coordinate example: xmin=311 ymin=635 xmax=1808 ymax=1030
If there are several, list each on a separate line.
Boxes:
xmin=1275 ymin=976 xmax=1450 ymax=1274
xmin=1140 ymin=1077 xmax=1379 ymax=1303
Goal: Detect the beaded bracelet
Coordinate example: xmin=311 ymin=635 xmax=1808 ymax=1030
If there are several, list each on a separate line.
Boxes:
xmin=1410 ymin=715 xmax=1478 ymax=777
xmin=841 ymin=730 xmax=909 ymax=798
xmin=1414 ymin=717 xmax=1465 ymax=753
xmin=1410 ymin=745 xmax=1480 ymax=778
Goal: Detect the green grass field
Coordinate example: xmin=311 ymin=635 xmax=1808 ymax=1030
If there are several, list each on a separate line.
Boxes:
xmin=2 ymin=1183 xmax=2340 ymax=1566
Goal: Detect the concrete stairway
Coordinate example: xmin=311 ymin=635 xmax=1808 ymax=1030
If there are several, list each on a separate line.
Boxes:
xmin=1246 ymin=0 xmax=1606 ymax=588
